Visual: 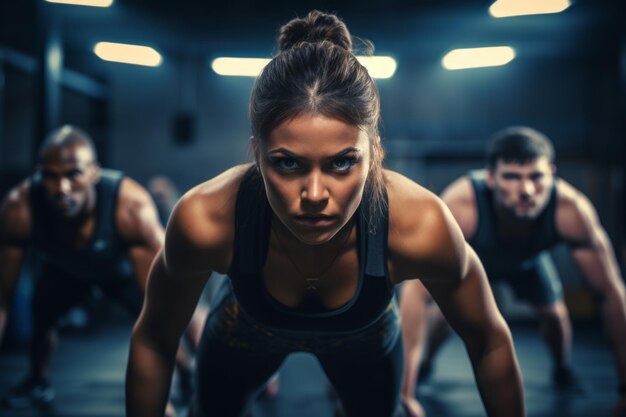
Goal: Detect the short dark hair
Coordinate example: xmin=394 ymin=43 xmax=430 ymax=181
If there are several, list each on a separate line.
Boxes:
xmin=250 ymin=10 xmax=385 ymax=228
xmin=487 ymin=126 xmax=554 ymax=169
xmin=38 ymin=125 xmax=98 ymax=163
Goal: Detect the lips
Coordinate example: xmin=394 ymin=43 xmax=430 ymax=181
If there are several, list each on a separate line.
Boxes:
xmin=295 ymin=214 xmax=334 ymax=227
xmin=52 ymin=197 xmax=75 ymax=211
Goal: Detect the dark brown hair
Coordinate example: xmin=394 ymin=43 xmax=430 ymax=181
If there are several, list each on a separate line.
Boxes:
xmin=250 ymin=10 xmax=385 ymax=228
xmin=487 ymin=126 xmax=555 ymax=168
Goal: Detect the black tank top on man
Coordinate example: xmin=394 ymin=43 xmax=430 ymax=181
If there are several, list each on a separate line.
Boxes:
xmin=29 ymin=169 xmax=133 ymax=282
xmin=468 ymin=170 xmax=560 ymax=278
xmin=228 ymin=166 xmax=394 ymax=333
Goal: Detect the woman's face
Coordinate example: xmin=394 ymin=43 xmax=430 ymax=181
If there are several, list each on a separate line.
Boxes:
xmin=258 ymin=113 xmax=370 ymax=245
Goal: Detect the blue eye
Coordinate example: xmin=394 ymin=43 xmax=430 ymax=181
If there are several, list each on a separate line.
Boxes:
xmin=272 ymin=158 xmax=300 ymax=171
xmin=331 ymin=157 xmax=358 ymax=172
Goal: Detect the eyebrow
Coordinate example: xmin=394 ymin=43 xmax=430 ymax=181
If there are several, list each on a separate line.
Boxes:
xmin=40 ymin=167 xmax=84 ymax=176
xmin=500 ymin=171 xmax=544 ymax=177
xmin=266 ymin=147 xmax=361 ymax=160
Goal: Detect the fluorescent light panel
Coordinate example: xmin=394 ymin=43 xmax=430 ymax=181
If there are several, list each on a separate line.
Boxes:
xmin=94 ymin=42 xmax=162 ymax=67
xmin=442 ymin=46 xmax=515 ymax=70
xmin=356 ymin=56 xmax=397 ymax=79
xmin=212 ymin=58 xmax=270 ymax=77
xmin=489 ymin=0 xmax=571 ymax=17
xmin=45 ymin=0 xmax=113 ymax=7
xmin=211 ymin=56 xmax=397 ymax=79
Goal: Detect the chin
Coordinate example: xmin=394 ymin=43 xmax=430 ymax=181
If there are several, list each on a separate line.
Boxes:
xmin=294 ymin=231 xmax=335 ymax=246
xmin=288 ymin=224 xmax=340 ymax=245
xmin=515 ymin=210 xmax=540 ymax=220
xmin=56 ymin=210 xmax=78 ymax=218
xmin=52 ymin=204 xmax=81 ymax=218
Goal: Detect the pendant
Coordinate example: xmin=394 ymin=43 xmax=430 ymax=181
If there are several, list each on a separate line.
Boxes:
xmin=305 ymin=278 xmax=319 ymax=290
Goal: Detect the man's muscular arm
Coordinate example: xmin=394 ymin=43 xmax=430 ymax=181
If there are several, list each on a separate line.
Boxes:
xmin=0 ymin=181 xmax=31 ymax=346
xmin=557 ymin=181 xmax=626 ymax=412
xmin=116 ymin=178 xmax=165 ymax=290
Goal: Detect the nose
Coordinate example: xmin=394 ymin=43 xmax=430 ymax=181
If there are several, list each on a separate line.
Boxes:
xmin=519 ymin=178 xmax=535 ymax=196
xmin=53 ymin=178 xmax=72 ymax=195
xmin=301 ymin=170 xmax=329 ymax=205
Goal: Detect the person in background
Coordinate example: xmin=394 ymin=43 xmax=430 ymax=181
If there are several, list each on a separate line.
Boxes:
xmin=401 ymin=126 xmax=626 ymax=417
xmin=0 ymin=125 xmax=199 ymax=415
xmin=148 ymin=176 xmax=181 ymax=227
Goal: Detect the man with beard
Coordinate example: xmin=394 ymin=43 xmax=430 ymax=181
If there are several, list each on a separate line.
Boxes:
xmin=400 ymin=126 xmax=626 ymax=417
xmin=0 ymin=125 xmax=198 ymax=414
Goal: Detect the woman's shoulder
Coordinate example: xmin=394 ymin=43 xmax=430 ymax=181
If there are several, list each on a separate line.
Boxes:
xmin=164 ymin=164 xmax=252 ymax=274
xmin=384 ymin=169 xmax=446 ymax=226
xmin=185 ymin=163 xmax=252 ymax=199
xmin=383 ymin=169 xmax=467 ymax=284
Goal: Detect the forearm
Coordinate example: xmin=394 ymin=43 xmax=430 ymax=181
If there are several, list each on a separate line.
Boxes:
xmin=400 ymin=282 xmax=428 ymax=400
xmin=571 ymin=239 xmax=626 ymax=386
xmin=126 ymin=333 xmax=177 ymax=417
xmin=129 ymin=246 xmax=161 ymax=291
xmin=602 ymin=290 xmax=626 ymax=386
xmin=0 ymin=245 xmax=25 ymax=347
xmin=469 ymin=332 xmax=525 ymax=417
xmin=0 ymin=307 xmax=8 ymax=347
xmin=0 ymin=286 xmax=16 ymax=347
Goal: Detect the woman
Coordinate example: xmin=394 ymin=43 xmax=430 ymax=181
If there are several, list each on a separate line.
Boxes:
xmin=126 ymin=10 xmax=525 ymax=417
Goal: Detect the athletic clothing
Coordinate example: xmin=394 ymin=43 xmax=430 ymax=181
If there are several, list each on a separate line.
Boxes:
xmin=229 ymin=167 xmax=395 ymax=332
xmin=468 ymin=170 xmax=563 ymax=305
xmin=29 ymin=169 xmax=134 ymax=285
xmin=28 ymin=169 xmax=141 ymax=334
xmin=192 ymin=167 xmax=405 ymax=417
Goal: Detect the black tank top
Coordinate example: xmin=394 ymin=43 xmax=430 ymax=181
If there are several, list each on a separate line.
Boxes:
xmin=228 ymin=167 xmax=394 ymax=333
xmin=468 ymin=170 xmax=560 ymax=277
xmin=29 ymin=169 xmax=133 ymax=282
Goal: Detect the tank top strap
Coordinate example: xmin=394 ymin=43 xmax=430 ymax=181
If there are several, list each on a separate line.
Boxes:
xmin=93 ymin=169 xmax=124 ymax=244
xmin=359 ymin=187 xmax=389 ymax=278
xmin=29 ymin=172 xmax=46 ymax=248
xmin=468 ymin=170 xmax=494 ymax=247
xmin=232 ymin=166 xmax=271 ymax=275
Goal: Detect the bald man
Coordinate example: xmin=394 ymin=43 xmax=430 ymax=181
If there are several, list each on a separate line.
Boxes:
xmin=0 ymin=125 xmax=198 ymax=412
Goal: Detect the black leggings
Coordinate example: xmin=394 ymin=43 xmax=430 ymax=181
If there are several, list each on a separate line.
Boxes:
xmin=191 ymin=288 xmax=405 ymax=417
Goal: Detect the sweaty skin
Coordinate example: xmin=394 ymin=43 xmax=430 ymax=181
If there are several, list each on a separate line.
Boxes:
xmin=126 ymin=114 xmax=525 ymax=417
xmin=401 ymin=157 xmax=626 ymax=417
xmin=0 ymin=141 xmax=200 ymax=417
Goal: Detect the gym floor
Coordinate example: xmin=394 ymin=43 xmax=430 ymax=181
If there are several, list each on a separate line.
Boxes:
xmin=0 ymin=316 xmax=619 ymax=417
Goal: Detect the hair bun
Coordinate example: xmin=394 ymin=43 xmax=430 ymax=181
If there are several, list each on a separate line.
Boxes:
xmin=278 ymin=10 xmax=352 ymax=52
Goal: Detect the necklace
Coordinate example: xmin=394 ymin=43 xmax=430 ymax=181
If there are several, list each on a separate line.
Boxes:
xmin=272 ymin=222 xmax=353 ymax=291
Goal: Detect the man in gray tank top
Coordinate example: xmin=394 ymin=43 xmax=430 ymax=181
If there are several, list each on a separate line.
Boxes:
xmin=400 ymin=126 xmax=626 ymax=417
xmin=0 ymin=125 xmax=200 ymax=415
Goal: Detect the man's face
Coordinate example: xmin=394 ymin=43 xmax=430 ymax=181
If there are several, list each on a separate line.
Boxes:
xmin=38 ymin=144 xmax=100 ymax=218
xmin=487 ymin=156 xmax=555 ymax=220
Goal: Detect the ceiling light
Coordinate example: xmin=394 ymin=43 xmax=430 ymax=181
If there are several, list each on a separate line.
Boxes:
xmin=45 ymin=0 xmax=113 ymax=7
xmin=442 ymin=46 xmax=515 ymax=70
xmin=94 ymin=42 xmax=162 ymax=67
xmin=211 ymin=58 xmax=270 ymax=77
xmin=356 ymin=56 xmax=397 ymax=79
xmin=489 ymin=0 xmax=571 ymax=18
xmin=211 ymin=56 xmax=397 ymax=79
